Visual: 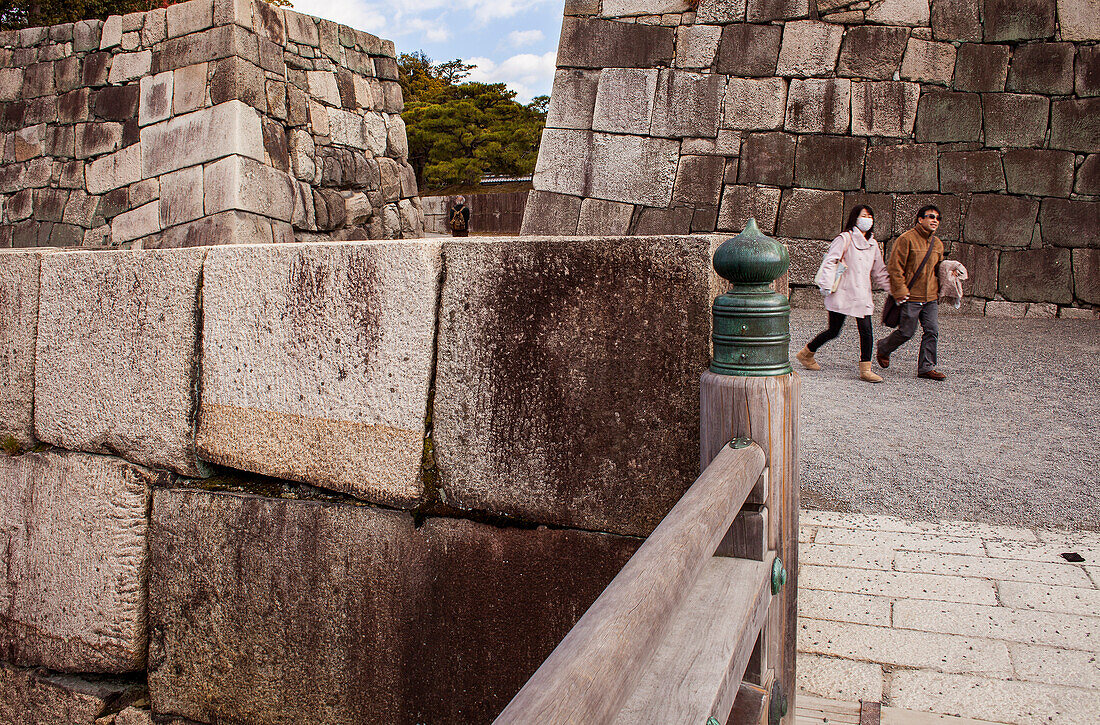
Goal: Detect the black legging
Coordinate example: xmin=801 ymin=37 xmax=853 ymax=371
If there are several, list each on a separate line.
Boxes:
xmin=807 ymin=311 xmax=873 ymax=362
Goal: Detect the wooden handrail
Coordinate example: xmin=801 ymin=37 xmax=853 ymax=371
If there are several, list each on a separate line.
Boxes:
xmin=494 ymin=442 xmax=767 ymax=725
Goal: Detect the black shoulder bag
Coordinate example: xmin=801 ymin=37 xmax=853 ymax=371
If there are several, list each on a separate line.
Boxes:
xmin=881 ymin=241 xmax=936 ymax=328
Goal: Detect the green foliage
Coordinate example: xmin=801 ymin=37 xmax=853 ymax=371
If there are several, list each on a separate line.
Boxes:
xmin=0 ymin=0 xmax=291 ymax=31
xmin=399 ymin=52 xmax=546 ymax=192
xmin=1 ymin=435 xmax=21 ymax=456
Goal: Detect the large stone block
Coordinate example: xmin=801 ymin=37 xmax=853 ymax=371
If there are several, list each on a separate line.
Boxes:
xmin=845 ymin=192 xmax=895 ymax=238
xmin=434 ymin=236 xmax=711 ymax=535
xmin=784 ymin=78 xmax=850 ymax=133
xmin=1058 ymin=0 xmax=1100 ymax=40
xmin=697 ymin=0 xmax=750 ymax=22
xmin=591 ymin=68 xmax=658 ymax=135
xmin=557 ymin=17 xmax=674 ymax=69
xmin=0 ymin=250 xmax=40 ymax=448
xmin=747 ymin=0 xmax=811 ymax=21
xmin=1073 ymin=249 xmax=1100 ymax=304
xmin=950 ymin=242 xmax=997 ymax=297
xmin=197 ymin=241 xmax=440 ymax=507
xmin=34 ymin=249 xmax=207 ymax=476
xmin=738 ymin=131 xmax=796 ymax=186
xmin=111 ymin=200 xmax=161 ymax=243
xmin=939 ymin=150 xmax=1005 ymax=193
xmin=716 ymin=23 xmax=782 ymax=76
xmin=998 ymin=248 xmax=1072 ymax=303
xmin=866 ymin=0 xmax=930 ymax=24
xmin=148 ymin=487 xmax=638 ymax=724
xmin=1039 ymin=199 xmax=1099 ymax=248
xmin=1049 ymin=98 xmax=1100 ymax=152
xmin=723 ymin=76 xmax=787 ymax=130
xmin=851 ymin=81 xmax=920 ymax=137
xmin=1078 ymin=45 xmax=1100 ymax=96
xmin=776 ymin=21 xmax=844 ymax=77
xmin=138 ymin=70 xmax=173 ymax=127
xmin=650 ymin=70 xmax=723 ymax=139
xmin=546 ymin=69 xmax=600 ymax=130
xmin=1006 ymin=42 xmax=1073 ymax=94
xmin=795 ymin=135 xmax=866 ymax=190
xmin=0 ymin=450 xmax=157 ymax=672
xmin=159 ymin=164 xmax=205 ymax=228
xmin=931 ymin=0 xmax=981 ymax=40
xmin=963 ymin=194 xmax=1038 ymax=247
xmin=982 ymin=93 xmax=1048 ymax=147
xmin=601 ymin=0 xmax=694 ymax=14
xmin=717 ymin=183 xmax=782 ymax=232
xmin=154 ymin=24 xmax=256 ymax=73
xmin=983 ymin=0 xmax=1055 ymax=40
xmin=589 ymin=132 xmax=680 ymax=207
xmin=672 ymin=154 xmax=725 ymax=207
xmin=204 ymin=154 xmax=295 ymax=222
xmin=0 ymin=664 xmax=138 ymax=725
xmin=786 ymin=238 xmax=831 ymax=285
xmin=141 ymin=100 xmax=264 ymax=178
xmin=520 ymin=190 xmax=583 ymax=234
xmin=864 ymin=144 xmax=938 ymax=192
xmin=93 ymin=84 xmax=139 ymax=121
xmin=577 ymin=197 xmax=633 ymax=235
xmin=675 ymin=24 xmax=721 ymax=68
xmin=631 ymin=206 xmax=694 ymax=235
xmin=1076 ymin=154 xmax=1100 ymax=194
xmin=900 ymin=38 xmax=956 ymax=85
xmin=836 ymin=25 xmax=909 ymax=80
xmin=532 ymin=128 xmax=592 ymax=197
xmin=777 ymin=187 xmax=844 ymax=238
xmin=914 ymin=90 xmax=982 ymax=142
xmin=1003 ymin=149 xmax=1074 ymax=196
xmin=167 ymin=0 xmax=213 ymax=38
xmin=107 ymin=50 xmax=152 ymax=84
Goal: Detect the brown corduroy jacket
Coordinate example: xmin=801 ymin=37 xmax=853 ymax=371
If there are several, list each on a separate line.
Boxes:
xmin=887 ymin=226 xmax=944 ymax=303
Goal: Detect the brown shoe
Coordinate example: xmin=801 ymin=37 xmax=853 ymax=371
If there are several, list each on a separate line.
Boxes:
xmin=796 ymin=345 xmax=821 ymax=371
xmin=918 ymin=370 xmax=946 ymax=380
xmin=876 ymin=351 xmax=890 ymax=369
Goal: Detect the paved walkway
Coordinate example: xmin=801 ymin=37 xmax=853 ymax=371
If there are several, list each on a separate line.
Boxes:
xmin=795 ymin=508 xmax=1100 ymax=725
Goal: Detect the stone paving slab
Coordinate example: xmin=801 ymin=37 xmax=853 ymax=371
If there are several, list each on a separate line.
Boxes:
xmin=798 ymin=589 xmax=891 ymax=626
xmin=893 ymin=551 xmax=1094 ymax=586
xmin=800 ymin=563 xmax=999 ymax=604
xmin=796 ymin=653 xmax=883 ymax=702
xmin=893 ymin=599 xmax=1100 ymax=650
xmin=996 ymin=580 xmax=1100 ymax=615
xmin=1008 ymin=643 xmax=1100 ymax=689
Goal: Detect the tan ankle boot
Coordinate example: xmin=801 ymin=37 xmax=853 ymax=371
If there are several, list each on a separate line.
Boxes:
xmin=859 ymin=361 xmax=883 ymax=383
xmin=796 ymin=345 xmax=820 ymax=370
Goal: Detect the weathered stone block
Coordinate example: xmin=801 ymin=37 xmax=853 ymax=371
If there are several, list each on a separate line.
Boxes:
xmin=0 ymin=67 xmax=22 ymax=102
xmin=632 ymin=206 xmax=694 ymax=235
xmin=141 ymin=100 xmax=264 ymax=178
xmin=22 ymin=62 xmax=55 ymax=99
xmin=1006 ymin=42 xmax=1073 ymax=94
xmin=723 ymin=76 xmax=787 ymax=130
xmin=983 ymin=0 xmax=1055 ymax=40
xmin=866 ymin=0 xmax=930 ymax=24
xmin=900 ymin=38 xmax=956 ymax=85
xmin=111 ymin=199 xmax=160 ymax=243
xmin=35 ymin=249 xmax=207 ymax=475
xmin=914 ymin=90 xmax=981 ymax=142
xmin=434 ymin=236 xmax=710 ymax=535
xmin=717 ymin=184 xmax=782 ymax=232
xmin=776 ymin=21 xmax=844 ymax=77
xmin=0 ymin=450 xmax=157 ymax=672
xmin=138 ymin=70 xmax=173 ymax=127
xmin=557 ymin=17 xmax=674 ymax=69
xmin=795 ymin=135 xmax=866 ymax=190
xmin=1049 ymin=98 xmax=1100 ymax=153
xmin=546 ymin=68 xmax=600 ymax=130
xmin=167 ymin=0 xmax=213 ymax=38
xmin=894 ymin=194 xmax=962 ymax=240
xmin=284 ymin=9 xmax=320 ymax=46
xmin=716 ymin=23 xmax=782 ymax=76
xmin=0 ymin=664 xmax=138 ymax=725
xmin=845 ymin=192 xmax=895 ymax=237
xmin=210 ymin=56 xmax=265 ymax=110
xmin=950 ymin=242 xmax=997 ymax=297
xmin=747 ymin=0 xmax=811 ymax=21
xmin=778 ymin=187 xmax=844 ymax=238
xmin=697 ymin=0 xmax=749 ymax=22
xmin=939 ymin=150 xmax=1005 ymax=193
xmin=591 ymin=68 xmax=658 ymax=135
xmin=1058 ymin=0 xmax=1100 ymax=41
xmin=784 ymin=78 xmax=850 ymax=133
xmin=81 ymin=52 xmax=110 ymax=87
xmin=154 ymin=24 xmax=256 ymax=73
xmin=197 ymin=241 xmax=440 ymax=505
xmin=73 ymin=19 xmax=101 ymax=52
xmin=85 ymin=143 xmax=140 ymax=194
xmin=931 ymin=0 xmax=981 ymax=40
xmin=650 ymin=70 xmax=722 ymax=138
xmin=107 ymin=50 xmax=152 ymax=84
xmin=1078 ymin=45 xmax=1100 ymax=96
xmin=785 ymin=238 xmax=831 ymax=284
xmin=1073 ymin=248 xmax=1100 ymax=303
xmin=93 ymin=84 xmax=139 ymax=121
xmin=672 ymin=154 xmax=725 ymax=207
xmin=1039 ymin=199 xmax=1099 ymax=248
xmin=532 ymin=128 xmax=592 ymax=198
xmin=577 ymin=197 xmax=633 ymax=235
xmin=521 ymin=191 xmax=583 ymax=234
xmin=1076 ymin=153 xmax=1100 ymax=194
xmin=738 ymin=131 xmax=796 ymax=186
xmin=836 ymin=25 xmax=909 ymax=80
xmin=851 ymin=81 xmax=920 ymax=137
xmin=203 ymin=154 xmax=294 ymax=222
xmin=982 ymin=93 xmax=1048 ymax=147
xmin=172 ymin=62 xmax=206 ymax=115
xmin=148 ymin=487 xmax=638 ymax=723
xmin=589 ymin=132 xmax=680 ymax=207
xmin=33 ymin=189 xmax=68 ymax=221
xmin=142 ymin=7 xmax=167 ymax=46
xmin=963 ymin=194 xmax=1038 ymax=247
xmin=984 ymin=300 xmax=1027 ymax=317
xmin=999 ymin=248 xmax=1072 ymax=303
xmin=864 ymin=144 xmax=938 ymax=192
xmin=0 ymin=250 xmax=40 ymax=447
xmin=1003 ymin=149 xmax=1074 ymax=196
xmin=675 ymin=24 xmax=721 ymax=68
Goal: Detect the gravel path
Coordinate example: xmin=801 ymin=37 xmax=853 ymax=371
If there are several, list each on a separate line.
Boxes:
xmin=790 ymin=308 xmax=1100 ymax=530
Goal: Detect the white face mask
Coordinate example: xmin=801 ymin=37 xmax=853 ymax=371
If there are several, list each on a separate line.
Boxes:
xmin=855 ymin=217 xmax=873 ymax=232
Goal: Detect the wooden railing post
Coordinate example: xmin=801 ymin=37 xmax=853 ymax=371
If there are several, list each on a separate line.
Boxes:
xmin=700 ymin=219 xmax=799 ymax=725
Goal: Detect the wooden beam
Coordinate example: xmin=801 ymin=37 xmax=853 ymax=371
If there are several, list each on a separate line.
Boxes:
xmin=727 ymin=679 xmax=770 ymax=725
xmin=716 ymin=505 xmax=768 ymax=560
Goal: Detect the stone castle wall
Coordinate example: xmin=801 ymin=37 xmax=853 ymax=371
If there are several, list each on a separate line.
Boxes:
xmin=524 ymin=0 xmax=1100 ymax=314
xmin=0 ymin=0 xmax=423 ymax=250
xmin=1 ymin=235 xmax=728 ymax=722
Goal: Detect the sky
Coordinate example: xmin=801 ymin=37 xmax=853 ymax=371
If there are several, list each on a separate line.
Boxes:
xmin=288 ymin=0 xmax=563 ymax=103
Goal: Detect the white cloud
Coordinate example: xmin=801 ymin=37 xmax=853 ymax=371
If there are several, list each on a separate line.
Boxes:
xmin=287 ymin=0 xmax=387 ymax=35
xmin=462 ymin=0 xmax=549 ymax=24
xmin=465 ymin=51 xmax=557 ymax=102
xmin=406 ymin=17 xmax=452 ymax=43
xmin=506 ymin=29 xmax=544 ymax=48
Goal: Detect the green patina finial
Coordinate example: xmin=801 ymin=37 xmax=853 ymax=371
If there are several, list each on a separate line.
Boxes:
xmin=710 ymin=218 xmax=793 ymax=377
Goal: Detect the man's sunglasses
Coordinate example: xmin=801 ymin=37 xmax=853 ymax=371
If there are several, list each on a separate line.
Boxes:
xmin=922 ymin=214 xmax=940 ymax=220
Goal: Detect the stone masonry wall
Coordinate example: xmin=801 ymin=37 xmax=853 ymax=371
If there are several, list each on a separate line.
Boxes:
xmin=0 ymin=235 xmax=727 ymax=723
xmin=0 ymin=0 xmax=423 ymax=250
xmin=524 ymin=0 xmax=1100 ymax=315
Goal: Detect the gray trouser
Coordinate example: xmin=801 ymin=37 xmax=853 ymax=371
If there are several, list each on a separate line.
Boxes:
xmin=877 ymin=301 xmax=939 ymax=373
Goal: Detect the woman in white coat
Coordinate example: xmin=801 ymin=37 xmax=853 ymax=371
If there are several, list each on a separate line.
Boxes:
xmin=796 ymin=205 xmax=891 ymax=383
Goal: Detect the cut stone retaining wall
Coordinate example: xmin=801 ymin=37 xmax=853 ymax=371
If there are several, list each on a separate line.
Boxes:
xmin=524 ymin=0 xmax=1100 ymax=312
xmin=0 ymin=0 xmax=423 ymax=251
xmin=0 ymin=235 xmax=730 ymax=723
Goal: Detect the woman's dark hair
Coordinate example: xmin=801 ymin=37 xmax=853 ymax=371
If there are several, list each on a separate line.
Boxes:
xmin=845 ymin=205 xmax=874 ymax=233
xmin=915 ymin=204 xmax=941 ymax=221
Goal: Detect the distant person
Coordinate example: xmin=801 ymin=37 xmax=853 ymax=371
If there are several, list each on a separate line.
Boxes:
xmin=449 ymin=196 xmax=470 ymax=237
xmin=876 ymin=205 xmax=946 ymax=380
xmin=796 ymin=205 xmax=890 ymax=383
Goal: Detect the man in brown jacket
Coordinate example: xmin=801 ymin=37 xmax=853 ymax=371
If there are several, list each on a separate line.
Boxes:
xmin=876 ymin=205 xmax=947 ymax=380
